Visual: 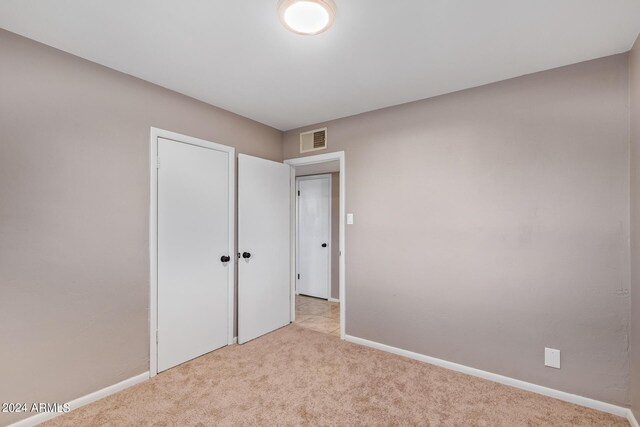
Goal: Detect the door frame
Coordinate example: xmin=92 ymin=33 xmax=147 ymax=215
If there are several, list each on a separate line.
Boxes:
xmin=149 ymin=127 xmax=235 ymax=377
xmin=295 ymin=174 xmax=332 ymax=300
xmin=285 ymin=151 xmax=346 ymax=339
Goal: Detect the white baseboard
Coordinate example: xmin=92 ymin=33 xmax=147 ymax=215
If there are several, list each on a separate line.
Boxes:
xmin=8 ymin=372 xmax=149 ymax=427
xmin=345 ymin=335 xmax=628 ymax=418
xmin=7 ymin=340 xmax=635 ymax=425
xmin=328 ymin=297 xmax=340 ymax=303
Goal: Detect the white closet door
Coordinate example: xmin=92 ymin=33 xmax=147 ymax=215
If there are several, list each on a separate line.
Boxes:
xmin=157 ymin=137 xmax=230 ymax=372
xmin=296 ymin=175 xmax=331 ymax=299
xmin=238 ymin=154 xmax=291 ymax=344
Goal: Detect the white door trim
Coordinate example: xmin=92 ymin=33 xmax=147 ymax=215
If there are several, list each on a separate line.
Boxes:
xmin=149 ymin=127 xmax=235 ymax=378
xmin=285 ymin=151 xmax=345 ymax=339
xmin=296 ymin=174 xmax=332 ymax=300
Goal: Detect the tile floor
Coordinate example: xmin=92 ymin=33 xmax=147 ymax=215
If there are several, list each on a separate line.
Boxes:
xmin=295 ymin=294 xmax=340 ymax=337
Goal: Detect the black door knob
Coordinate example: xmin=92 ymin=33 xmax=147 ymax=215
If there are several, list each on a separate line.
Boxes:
xmin=242 ymin=252 xmax=251 ymax=259
xmin=220 ymin=255 xmax=231 ymax=263
xmin=321 ymin=243 xmax=327 ymax=247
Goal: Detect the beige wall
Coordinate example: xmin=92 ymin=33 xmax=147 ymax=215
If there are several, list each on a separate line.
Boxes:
xmin=0 ymin=29 xmax=282 ymax=425
xmin=284 ymin=54 xmax=631 ymax=405
xmin=630 ymin=33 xmax=640 ymax=419
xmin=331 ymin=172 xmax=340 ymax=300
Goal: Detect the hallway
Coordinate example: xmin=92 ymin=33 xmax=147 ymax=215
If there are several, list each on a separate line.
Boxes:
xmin=294 ymin=295 xmax=340 ymax=336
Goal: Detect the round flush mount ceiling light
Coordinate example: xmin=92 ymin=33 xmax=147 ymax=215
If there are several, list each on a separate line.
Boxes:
xmin=278 ymin=0 xmax=336 ymax=35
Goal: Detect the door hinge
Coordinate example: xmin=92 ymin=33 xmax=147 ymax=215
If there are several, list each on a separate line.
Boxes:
xmin=156 ymin=330 xmax=159 ymax=344
xmin=297 ymin=190 xmax=300 ymax=196
xmin=156 ymin=157 xmax=160 ymax=169
xmin=297 ymin=274 xmax=300 ymax=280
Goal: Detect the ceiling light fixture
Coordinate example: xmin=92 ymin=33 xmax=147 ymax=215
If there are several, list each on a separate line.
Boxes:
xmin=278 ymin=0 xmax=336 ymax=35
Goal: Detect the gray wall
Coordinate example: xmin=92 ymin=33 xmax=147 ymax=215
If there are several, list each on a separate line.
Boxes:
xmin=331 ymin=172 xmax=340 ymax=300
xmin=630 ymin=33 xmax=640 ymax=420
xmin=0 ymin=29 xmax=282 ymax=425
xmin=284 ymin=54 xmax=631 ymax=405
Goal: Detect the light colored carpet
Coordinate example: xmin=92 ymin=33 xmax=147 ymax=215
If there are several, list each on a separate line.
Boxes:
xmin=43 ymin=325 xmax=628 ymax=426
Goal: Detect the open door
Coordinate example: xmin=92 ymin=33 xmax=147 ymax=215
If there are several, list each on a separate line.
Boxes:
xmin=238 ymin=154 xmax=291 ymax=344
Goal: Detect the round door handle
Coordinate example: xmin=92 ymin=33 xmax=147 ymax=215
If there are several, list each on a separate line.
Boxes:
xmin=220 ymin=255 xmax=231 ymax=263
xmin=321 ymin=243 xmax=327 ymax=248
xmin=242 ymin=252 xmax=251 ymax=259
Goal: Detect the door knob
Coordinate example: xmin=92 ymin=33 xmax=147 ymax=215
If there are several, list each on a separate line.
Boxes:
xmin=220 ymin=255 xmax=231 ymax=263
xmin=242 ymin=252 xmax=252 ymax=259
xmin=321 ymin=243 xmax=327 ymax=248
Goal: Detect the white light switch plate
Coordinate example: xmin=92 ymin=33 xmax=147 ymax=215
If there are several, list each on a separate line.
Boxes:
xmin=347 ymin=213 xmax=354 ymax=225
xmin=545 ymin=348 xmax=560 ymax=369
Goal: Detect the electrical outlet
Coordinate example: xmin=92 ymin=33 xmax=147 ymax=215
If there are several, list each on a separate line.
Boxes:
xmin=545 ymin=348 xmax=560 ymax=369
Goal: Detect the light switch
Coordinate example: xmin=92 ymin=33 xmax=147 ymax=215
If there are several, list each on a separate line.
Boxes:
xmin=347 ymin=213 xmax=354 ymax=225
xmin=544 ymin=348 xmax=560 ymax=369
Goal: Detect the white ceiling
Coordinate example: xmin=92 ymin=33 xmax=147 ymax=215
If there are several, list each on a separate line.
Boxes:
xmin=1 ymin=1 xmax=639 ymax=131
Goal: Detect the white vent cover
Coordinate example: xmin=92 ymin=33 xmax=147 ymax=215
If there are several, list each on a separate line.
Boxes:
xmin=300 ymin=127 xmax=327 ymax=153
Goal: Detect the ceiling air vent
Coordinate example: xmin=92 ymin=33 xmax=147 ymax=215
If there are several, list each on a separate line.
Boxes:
xmin=300 ymin=127 xmax=327 ymax=153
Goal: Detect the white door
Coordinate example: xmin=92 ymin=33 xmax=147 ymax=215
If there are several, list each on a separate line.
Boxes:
xmin=157 ymin=137 xmax=231 ymax=372
xmin=238 ymin=154 xmax=291 ymax=344
xmin=296 ymin=175 xmax=331 ymax=299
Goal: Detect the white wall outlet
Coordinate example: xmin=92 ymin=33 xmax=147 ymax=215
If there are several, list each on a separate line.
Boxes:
xmin=347 ymin=213 xmax=354 ymax=225
xmin=545 ymin=347 xmax=561 ymax=369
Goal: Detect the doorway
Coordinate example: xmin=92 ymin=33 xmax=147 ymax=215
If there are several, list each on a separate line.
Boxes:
xmin=296 ymin=174 xmax=332 ymax=300
xmin=149 ymin=130 xmax=293 ymax=375
xmin=285 ymin=152 xmax=346 ymax=339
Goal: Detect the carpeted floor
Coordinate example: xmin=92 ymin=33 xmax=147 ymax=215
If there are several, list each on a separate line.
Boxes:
xmin=43 ymin=324 xmax=628 ymax=426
